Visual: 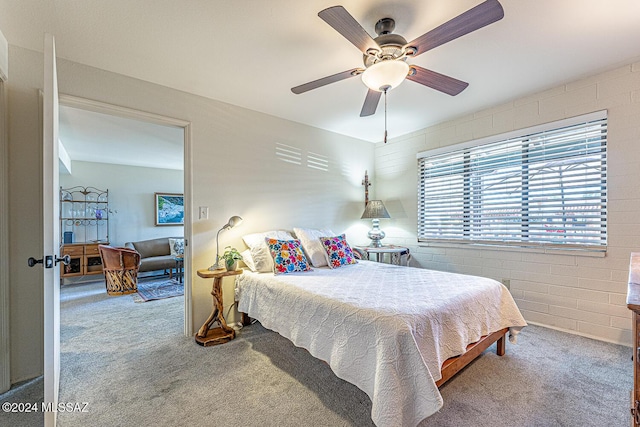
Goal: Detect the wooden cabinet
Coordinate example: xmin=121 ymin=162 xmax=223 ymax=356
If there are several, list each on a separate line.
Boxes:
xmin=60 ymin=243 xmax=107 ymax=278
xmin=59 ymin=186 xmax=110 ymax=280
xmin=627 ymin=252 xmax=640 ymax=427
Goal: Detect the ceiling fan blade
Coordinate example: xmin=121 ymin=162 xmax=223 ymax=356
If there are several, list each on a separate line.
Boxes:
xmin=407 ymin=66 xmax=469 ymax=96
xmin=360 ymin=89 xmax=382 ymax=117
xmin=291 ymin=68 xmax=362 ymax=94
xmin=318 ymin=6 xmax=380 ymax=54
xmin=406 ymin=0 xmax=504 ymax=57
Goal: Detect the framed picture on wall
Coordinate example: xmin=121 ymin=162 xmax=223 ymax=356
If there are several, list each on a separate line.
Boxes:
xmin=154 ymin=192 xmax=184 ymax=226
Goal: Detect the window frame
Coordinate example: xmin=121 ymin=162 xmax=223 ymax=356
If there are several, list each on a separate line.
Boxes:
xmin=416 ymin=111 xmax=608 ymax=252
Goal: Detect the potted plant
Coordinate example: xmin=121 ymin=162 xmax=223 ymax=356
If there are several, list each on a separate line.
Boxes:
xmin=221 ymin=246 xmax=243 ymax=271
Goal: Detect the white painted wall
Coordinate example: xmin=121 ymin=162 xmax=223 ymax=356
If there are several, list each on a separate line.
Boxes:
xmin=59 ymin=161 xmax=184 ymax=246
xmin=376 ymin=61 xmax=640 ymax=346
xmin=7 ymin=45 xmax=374 ymax=383
xmin=8 ymin=46 xmax=45 ymax=383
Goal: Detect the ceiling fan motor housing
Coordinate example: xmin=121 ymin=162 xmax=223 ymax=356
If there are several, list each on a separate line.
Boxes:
xmin=363 ymin=31 xmax=408 ymax=68
xmin=375 ymin=17 xmax=395 ymax=35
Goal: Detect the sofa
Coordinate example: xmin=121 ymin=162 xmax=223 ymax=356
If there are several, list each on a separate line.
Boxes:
xmin=124 ymin=237 xmax=183 ymax=275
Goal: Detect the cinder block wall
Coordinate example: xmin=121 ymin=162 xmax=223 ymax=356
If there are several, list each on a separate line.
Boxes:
xmin=375 ymin=61 xmax=640 ymax=346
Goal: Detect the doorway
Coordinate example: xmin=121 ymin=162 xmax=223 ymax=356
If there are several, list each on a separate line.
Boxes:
xmin=57 ymin=94 xmax=193 ymax=335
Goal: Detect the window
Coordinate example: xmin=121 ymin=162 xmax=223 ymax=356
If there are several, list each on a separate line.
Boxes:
xmin=417 ymin=111 xmax=607 ymax=250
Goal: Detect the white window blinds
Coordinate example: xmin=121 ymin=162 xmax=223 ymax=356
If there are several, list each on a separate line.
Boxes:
xmin=417 ymin=112 xmax=607 ymax=250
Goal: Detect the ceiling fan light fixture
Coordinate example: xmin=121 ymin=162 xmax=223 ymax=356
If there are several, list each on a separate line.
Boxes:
xmin=361 ymin=60 xmax=409 ymax=92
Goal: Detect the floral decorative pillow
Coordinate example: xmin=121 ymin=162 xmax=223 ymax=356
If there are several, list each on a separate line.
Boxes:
xmin=265 ymin=238 xmax=312 ymax=275
xmin=319 ymin=234 xmax=357 ymax=269
xmin=243 ymin=230 xmax=295 ymax=272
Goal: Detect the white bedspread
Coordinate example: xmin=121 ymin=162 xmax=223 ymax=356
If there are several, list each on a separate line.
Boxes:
xmin=236 ymin=261 xmax=527 ymax=427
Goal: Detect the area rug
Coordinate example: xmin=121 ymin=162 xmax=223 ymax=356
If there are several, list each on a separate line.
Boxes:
xmin=132 ymin=278 xmax=183 ymax=303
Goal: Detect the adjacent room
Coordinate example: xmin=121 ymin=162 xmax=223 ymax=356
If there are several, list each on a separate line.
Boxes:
xmin=1 ymin=1 xmax=640 ymax=426
xmin=57 ymin=102 xmax=186 ymax=301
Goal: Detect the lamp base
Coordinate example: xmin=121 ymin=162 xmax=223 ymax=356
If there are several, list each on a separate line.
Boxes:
xmin=368 ymin=237 xmax=384 ymax=248
xmin=208 ymin=261 xmax=223 ymax=271
xmin=367 ymin=219 xmax=386 ymax=248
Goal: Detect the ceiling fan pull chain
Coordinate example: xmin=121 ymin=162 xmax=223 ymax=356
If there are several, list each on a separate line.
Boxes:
xmin=384 ymin=88 xmax=388 ymax=143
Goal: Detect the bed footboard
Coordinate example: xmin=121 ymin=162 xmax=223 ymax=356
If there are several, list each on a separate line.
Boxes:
xmin=435 ymin=327 xmax=509 ymax=387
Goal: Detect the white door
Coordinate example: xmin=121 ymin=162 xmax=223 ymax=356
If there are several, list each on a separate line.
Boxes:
xmin=43 ymin=33 xmax=61 ymax=427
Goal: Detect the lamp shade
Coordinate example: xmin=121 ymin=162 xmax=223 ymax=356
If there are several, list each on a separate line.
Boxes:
xmin=225 ymin=215 xmax=243 ymax=229
xmin=361 ymin=60 xmax=409 ymax=92
xmin=361 ymin=200 xmax=391 ymax=219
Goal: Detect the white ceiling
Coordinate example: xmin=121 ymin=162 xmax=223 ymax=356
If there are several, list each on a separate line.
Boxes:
xmin=58 ymin=105 xmax=184 ymax=171
xmin=2 ymin=0 xmax=640 ymax=144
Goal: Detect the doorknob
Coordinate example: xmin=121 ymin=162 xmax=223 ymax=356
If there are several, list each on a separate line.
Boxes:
xmin=27 ymin=257 xmax=43 ymax=267
xmin=28 ymin=254 xmax=70 ymax=268
xmin=56 ymin=254 xmax=71 ymax=266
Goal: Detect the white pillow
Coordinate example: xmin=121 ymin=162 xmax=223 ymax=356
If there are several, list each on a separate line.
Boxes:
xmin=168 ymin=238 xmax=184 ymax=257
xmin=242 ymin=230 xmax=294 ymax=272
xmin=293 ymin=227 xmax=334 ymax=267
xmin=240 ymin=249 xmax=256 ymax=271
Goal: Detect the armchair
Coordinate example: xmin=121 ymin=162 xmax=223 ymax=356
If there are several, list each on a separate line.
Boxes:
xmin=98 ymin=245 xmax=141 ymax=295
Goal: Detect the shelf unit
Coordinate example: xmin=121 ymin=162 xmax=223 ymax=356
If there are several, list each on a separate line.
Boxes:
xmin=59 ymin=186 xmax=109 ymax=278
xmin=60 ymin=186 xmax=109 ymax=244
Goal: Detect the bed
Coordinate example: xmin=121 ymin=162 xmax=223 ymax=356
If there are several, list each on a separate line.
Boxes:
xmin=235 ymin=260 xmax=527 ymax=427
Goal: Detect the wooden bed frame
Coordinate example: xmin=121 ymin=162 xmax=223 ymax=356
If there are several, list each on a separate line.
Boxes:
xmin=436 ymin=327 xmax=508 ymax=387
xmin=242 ymin=313 xmax=508 ymax=388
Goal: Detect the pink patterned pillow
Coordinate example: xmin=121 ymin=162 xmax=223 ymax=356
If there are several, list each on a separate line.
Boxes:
xmin=265 ymin=238 xmax=312 ymax=275
xmin=319 ymin=234 xmax=358 ymax=269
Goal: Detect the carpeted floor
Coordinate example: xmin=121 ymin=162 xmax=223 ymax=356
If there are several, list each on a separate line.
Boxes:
xmin=0 ymin=279 xmax=633 ymax=426
xmin=132 ymin=277 xmax=184 ymax=302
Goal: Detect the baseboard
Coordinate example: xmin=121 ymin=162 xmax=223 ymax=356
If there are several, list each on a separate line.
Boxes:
xmin=526 ymin=321 xmax=631 ymax=348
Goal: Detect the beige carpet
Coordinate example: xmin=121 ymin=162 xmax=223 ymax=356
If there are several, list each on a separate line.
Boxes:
xmin=0 ymin=279 xmax=633 ymax=426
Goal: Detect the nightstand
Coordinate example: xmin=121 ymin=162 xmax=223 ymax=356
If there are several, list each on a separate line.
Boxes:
xmin=195 ymin=268 xmax=243 ymax=346
xmin=356 ymin=245 xmax=411 ymax=266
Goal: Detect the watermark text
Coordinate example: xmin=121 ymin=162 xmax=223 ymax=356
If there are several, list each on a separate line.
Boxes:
xmin=2 ymin=401 xmax=89 ymax=413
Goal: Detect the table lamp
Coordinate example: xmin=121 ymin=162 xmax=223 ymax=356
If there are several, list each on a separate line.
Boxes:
xmin=209 ymin=215 xmax=243 ymax=270
xmin=361 ymin=200 xmax=390 ymax=248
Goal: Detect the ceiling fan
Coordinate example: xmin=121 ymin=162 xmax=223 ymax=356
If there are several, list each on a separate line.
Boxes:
xmin=291 ymin=0 xmax=504 ymax=117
